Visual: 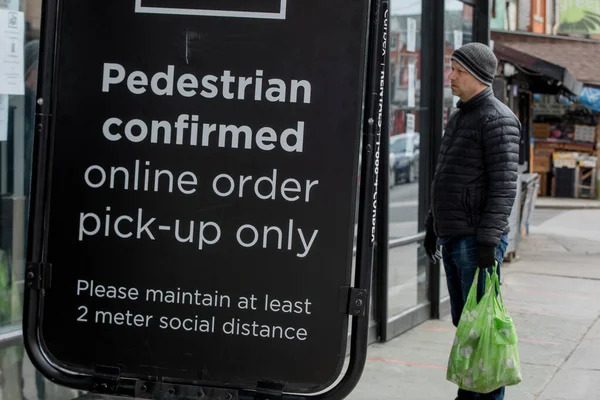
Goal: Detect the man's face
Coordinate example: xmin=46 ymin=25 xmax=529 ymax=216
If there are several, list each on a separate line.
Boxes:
xmin=448 ymin=60 xmax=480 ymax=100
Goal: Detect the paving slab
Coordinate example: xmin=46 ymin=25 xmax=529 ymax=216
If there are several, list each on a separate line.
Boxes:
xmin=537 ymin=369 xmax=600 ymax=400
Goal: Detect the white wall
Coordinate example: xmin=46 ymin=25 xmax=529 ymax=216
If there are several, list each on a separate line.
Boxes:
xmin=518 ymin=0 xmax=531 ymax=31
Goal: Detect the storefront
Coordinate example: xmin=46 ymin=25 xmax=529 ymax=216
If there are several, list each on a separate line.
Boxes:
xmin=0 ymin=0 xmax=494 ymax=397
xmin=531 ymin=94 xmax=599 ymax=198
xmin=492 ymin=30 xmax=600 ymax=201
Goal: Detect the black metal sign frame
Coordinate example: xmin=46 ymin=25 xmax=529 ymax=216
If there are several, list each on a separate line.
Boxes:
xmin=23 ymin=0 xmax=389 ymax=398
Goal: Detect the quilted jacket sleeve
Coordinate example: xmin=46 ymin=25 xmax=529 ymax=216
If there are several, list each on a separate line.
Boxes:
xmin=477 ymin=112 xmax=521 ymax=247
xmin=425 ymin=209 xmax=434 ymax=233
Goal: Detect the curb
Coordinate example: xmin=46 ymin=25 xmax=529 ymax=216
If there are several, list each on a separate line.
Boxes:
xmin=535 ymin=204 xmax=600 ymax=210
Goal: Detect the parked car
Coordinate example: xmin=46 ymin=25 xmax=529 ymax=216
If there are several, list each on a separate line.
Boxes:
xmin=390 ymin=133 xmax=420 ymax=185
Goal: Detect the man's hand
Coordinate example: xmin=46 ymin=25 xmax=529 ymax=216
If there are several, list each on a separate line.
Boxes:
xmin=476 ymin=244 xmax=496 ymax=268
xmin=424 ymin=229 xmax=440 ymax=264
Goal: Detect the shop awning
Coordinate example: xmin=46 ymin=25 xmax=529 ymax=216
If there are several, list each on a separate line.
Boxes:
xmin=491 ymin=31 xmax=600 ymax=96
xmin=492 ymin=41 xmax=583 ymax=96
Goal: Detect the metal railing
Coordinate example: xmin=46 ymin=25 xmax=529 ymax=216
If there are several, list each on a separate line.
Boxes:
xmin=389 ymin=232 xmax=425 ymax=248
xmin=0 ymin=327 xmax=23 ymax=348
xmin=352 ymin=230 xmax=425 ymax=254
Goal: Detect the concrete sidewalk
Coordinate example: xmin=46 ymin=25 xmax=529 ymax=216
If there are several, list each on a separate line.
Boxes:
xmin=348 ymin=212 xmax=600 ymax=400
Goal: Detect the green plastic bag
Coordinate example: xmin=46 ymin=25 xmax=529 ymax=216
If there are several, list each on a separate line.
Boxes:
xmin=446 ymin=265 xmax=522 ymax=393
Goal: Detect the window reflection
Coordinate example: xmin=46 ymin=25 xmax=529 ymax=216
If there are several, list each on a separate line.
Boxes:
xmin=443 ymin=0 xmax=474 ymax=126
xmin=440 ymin=0 xmax=474 ymax=301
xmin=387 ymin=0 xmax=425 ymax=317
xmin=388 ymin=2 xmax=420 ymax=240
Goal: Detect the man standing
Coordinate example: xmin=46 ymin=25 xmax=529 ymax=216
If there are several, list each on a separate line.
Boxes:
xmin=424 ymin=42 xmax=521 ymax=400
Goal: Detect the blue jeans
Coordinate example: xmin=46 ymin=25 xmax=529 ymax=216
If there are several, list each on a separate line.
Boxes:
xmin=441 ymin=235 xmax=509 ymax=400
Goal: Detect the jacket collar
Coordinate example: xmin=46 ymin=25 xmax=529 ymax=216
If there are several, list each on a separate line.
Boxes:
xmin=457 ymin=87 xmax=493 ymax=112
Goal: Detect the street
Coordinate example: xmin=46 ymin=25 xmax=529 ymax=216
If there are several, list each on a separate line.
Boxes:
xmin=388 ymin=182 xmax=420 ymax=239
xmin=389 ymin=182 xmax=419 ymax=223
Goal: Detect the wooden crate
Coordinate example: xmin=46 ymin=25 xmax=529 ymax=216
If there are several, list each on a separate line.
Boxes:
xmin=537 ymin=173 xmax=548 ymax=197
xmin=531 ymin=144 xmax=554 ymax=174
xmin=532 ymin=155 xmax=551 ymax=173
xmin=533 ymin=123 xmax=550 ymax=139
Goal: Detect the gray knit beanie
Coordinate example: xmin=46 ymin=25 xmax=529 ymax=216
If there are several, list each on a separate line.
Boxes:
xmin=451 ymin=42 xmax=498 ymax=86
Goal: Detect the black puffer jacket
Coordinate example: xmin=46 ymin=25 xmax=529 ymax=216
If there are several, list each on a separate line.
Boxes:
xmin=426 ymin=88 xmax=521 ymax=247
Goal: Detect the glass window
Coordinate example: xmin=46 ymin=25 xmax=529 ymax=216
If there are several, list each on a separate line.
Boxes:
xmin=0 ymin=0 xmax=84 ymax=398
xmin=440 ymin=0 xmax=474 ymax=301
xmin=387 ymin=0 xmax=426 ymax=318
xmin=443 ymin=0 xmax=473 ymax=126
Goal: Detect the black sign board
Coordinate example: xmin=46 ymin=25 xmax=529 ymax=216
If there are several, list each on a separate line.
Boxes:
xmin=24 ymin=0 xmax=388 ymax=398
xmin=136 ymin=0 xmax=285 ymax=17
